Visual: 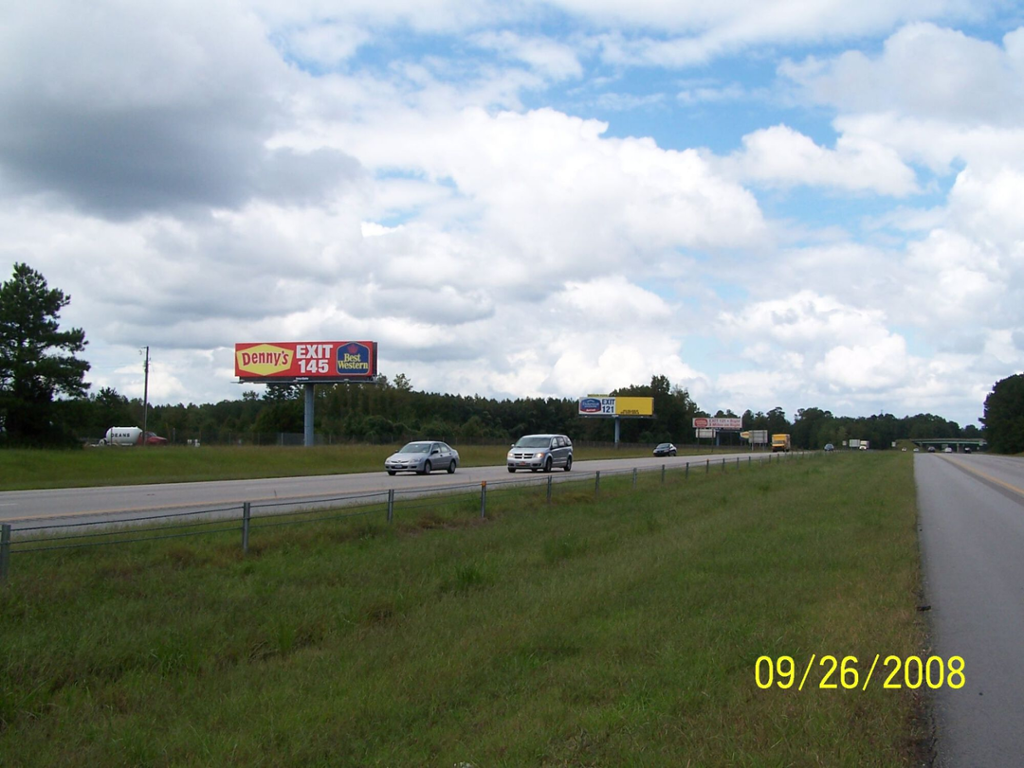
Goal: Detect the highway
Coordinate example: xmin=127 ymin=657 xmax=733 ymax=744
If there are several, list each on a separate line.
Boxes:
xmin=0 ymin=450 xmax=771 ymax=531
xmin=6 ymin=447 xmax=1021 ymax=762
xmin=916 ymin=452 xmax=1024 ymax=766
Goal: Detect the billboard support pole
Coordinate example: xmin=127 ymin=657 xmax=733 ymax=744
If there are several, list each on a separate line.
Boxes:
xmin=614 ymin=417 xmax=620 ymax=448
xmin=304 ymin=383 xmax=315 ymax=447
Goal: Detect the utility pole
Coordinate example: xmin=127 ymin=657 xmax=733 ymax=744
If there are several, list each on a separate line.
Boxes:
xmin=142 ymin=346 xmax=150 ymax=445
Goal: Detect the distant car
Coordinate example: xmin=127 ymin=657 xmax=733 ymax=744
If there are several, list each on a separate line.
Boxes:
xmin=384 ymin=441 xmax=459 ymax=475
xmin=927 ymin=446 xmax=936 ymax=453
xmin=653 ymin=442 xmax=677 ymax=457
xmin=507 ymin=434 xmax=573 ymax=473
xmin=964 ymin=447 xmax=971 ymax=454
xmin=143 ymin=431 xmax=168 ymax=446
xmin=914 ymin=448 xmax=920 ymax=452
xmin=824 ymin=443 xmax=835 ymax=452
xmin=943 ymin=447 xmax=953 ymax=453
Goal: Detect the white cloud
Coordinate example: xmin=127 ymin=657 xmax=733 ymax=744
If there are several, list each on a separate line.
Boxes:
xmin=719 ymin=124 xmax=920 ymax=195
xmin=831 ymin=114 xmax=1024 ymax=176
xmin=580 ymin=1 xmax=994 ymax=67
xmin=712 ymin=291 xmax=970 ymax=415
xmin=471 ymin=31 xmax=584 ymax=80
xmin=290 ymin=105 xmax=769 ymax=274
xmin=560 ymin=276 xmax=673 ymax=325
xmin=593 ymin=92 xmax=667 ymax=111
xmin=279 ymin=22 xmax=372 ymax=67
xmin=677 ymin=82 xmax=747 ymax=105
xmin=719 ymin=291 xmax=891 ymax=351
xmin=815 ymin=333 xmax=909 ymax=390
xmin=781 ymin=23 xmax=1024 ymax=125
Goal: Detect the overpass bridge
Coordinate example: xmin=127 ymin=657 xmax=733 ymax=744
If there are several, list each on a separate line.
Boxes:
xmin=911 ymin=438 xmax=987 ymax=453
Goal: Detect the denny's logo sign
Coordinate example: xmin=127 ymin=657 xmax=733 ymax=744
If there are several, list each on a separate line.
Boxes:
xmin=235 ymin=344 xmax=294 ymax=377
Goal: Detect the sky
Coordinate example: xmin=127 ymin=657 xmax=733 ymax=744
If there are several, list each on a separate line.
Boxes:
xmin=2 ymin=0 xmax=1023 ymax=428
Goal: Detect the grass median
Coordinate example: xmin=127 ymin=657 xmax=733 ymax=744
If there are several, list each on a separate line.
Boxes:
xmin=0 ymin=452 xmax=926 ymax=766
xmin=0 ymin=443 xmax=734 ymax=491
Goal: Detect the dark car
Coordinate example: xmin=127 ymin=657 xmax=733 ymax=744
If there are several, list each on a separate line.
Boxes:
xmin=653 ymin=442 xmax=677 ymax=457
xmin=824 ymin=443 xmax=835 ymax=452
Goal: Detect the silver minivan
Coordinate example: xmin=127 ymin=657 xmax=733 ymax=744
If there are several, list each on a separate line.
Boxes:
xmin=507 ymin=434 xmax=573 ymax=473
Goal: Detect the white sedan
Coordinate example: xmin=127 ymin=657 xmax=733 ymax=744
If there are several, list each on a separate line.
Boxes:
xmin=384 ymin=441 xmax=460 ymax=475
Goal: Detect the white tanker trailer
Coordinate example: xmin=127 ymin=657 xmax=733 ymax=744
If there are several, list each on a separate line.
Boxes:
xmin=100 ymin=427 xmax=168 ymax=446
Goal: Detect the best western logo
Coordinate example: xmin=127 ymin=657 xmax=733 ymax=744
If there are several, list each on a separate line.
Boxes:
xmin=237 ymin=344 xmax=294 ymax=376
xmin=337 ymin=342 xmax=371 ymax=374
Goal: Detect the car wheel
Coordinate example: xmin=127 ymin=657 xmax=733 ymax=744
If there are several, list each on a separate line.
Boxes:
xmin=387 ymin=470 xmax=396 ymax=476
xmin=420 ymin=460 xmax=432 ymax=475
xmin=508 ymin=467 xmax=516 ymax=473
xmin=447 ymin=460 xmax=456 ymax=474
xmin=671 ymin=450 xmax=677 ymax=456
xmin=544 ymin=456 xmax=553 ymax=473
xmin=564 ymin=455 xmax=572 ymax=472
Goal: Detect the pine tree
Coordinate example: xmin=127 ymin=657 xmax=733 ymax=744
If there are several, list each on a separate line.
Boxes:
xmin=0 ymin=263 xmax=90 ymax=444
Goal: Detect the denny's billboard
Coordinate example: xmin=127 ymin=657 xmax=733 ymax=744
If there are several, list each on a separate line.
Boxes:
xmin=235 ymin=341 xmax=378 ymax=382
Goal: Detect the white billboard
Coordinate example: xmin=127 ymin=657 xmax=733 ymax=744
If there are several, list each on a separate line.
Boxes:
xmin=693 ymin=417 xmax=743 ymax=430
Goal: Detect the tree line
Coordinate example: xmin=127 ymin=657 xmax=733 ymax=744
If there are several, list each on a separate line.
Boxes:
xmin=31 ymin=373 xmax=983 ymax=452
xmin=1 ymin=262 xmax=1019 ymax=451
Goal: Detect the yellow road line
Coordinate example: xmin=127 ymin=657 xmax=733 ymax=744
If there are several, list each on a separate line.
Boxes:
xmin=943 ymin=457 xmax=1024 ymax=500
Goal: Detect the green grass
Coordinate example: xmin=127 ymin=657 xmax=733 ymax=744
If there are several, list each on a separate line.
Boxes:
xmin=0 ymin=443 xmax=733 ymax=491
xmin=0 ymin=453 xmax=927 ymax=766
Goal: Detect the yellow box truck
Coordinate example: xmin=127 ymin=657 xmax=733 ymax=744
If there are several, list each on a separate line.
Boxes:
xmin=771 ymin=433 xmax=791 ymax=453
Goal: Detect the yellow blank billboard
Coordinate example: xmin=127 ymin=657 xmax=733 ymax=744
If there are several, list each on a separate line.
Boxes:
xmin=614 ymin=397 xmax=654 ymax=417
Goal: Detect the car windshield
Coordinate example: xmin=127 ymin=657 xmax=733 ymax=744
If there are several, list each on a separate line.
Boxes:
xmin=399 ymin=443 xmax=431 ymax=454
xmin=515 ymin=437 xmax=551 ymax=448
xmin=656 ymin=443 xmax=670 ymax=449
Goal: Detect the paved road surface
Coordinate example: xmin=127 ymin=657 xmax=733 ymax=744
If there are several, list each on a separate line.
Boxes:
xmin=916 ymin=453 xmax=1024 ymax=766
xmin=0 ymin=450 xmax=773 ymax=531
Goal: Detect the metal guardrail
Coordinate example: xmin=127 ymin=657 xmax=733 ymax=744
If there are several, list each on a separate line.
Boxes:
xmin=0 ymin=451 xmax=806 ymax=581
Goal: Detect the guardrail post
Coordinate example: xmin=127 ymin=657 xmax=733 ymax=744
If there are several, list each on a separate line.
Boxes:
xmin=661 ymin=464 xmax=666 ymax=483
xmin=632 ymin=468 xmax=638 ymax=489
xmin=387 ymin=489 xmax=395 ymax=523
xmin=480 ymin=482 xmax=487 ymax=519
xmin=241 ymin=503 xmax=250 ymax=555
xmin=685 ymin=463 xmax=689 ymax=479
xmin=546 ymin=476 xmax=552 ymax=503
xmin=706 ymin=459 xmax=710 ymax=474
xmin=595 ymin=471 xmax=601 ymax=495
xmin=0 ymin=524 xmax=10 ymax=582
xmin=721 ymin=458 xmax=726 ymax=472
